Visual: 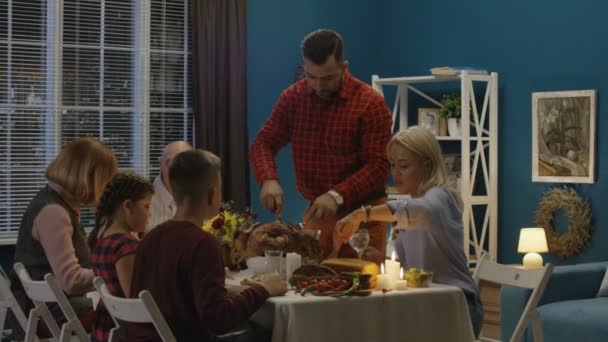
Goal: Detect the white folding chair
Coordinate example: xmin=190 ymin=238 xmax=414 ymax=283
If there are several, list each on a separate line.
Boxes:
xmin=1 ymin=264 xmax=30 ymax=340
xmin=93 ymin=277 xmax=176 ymax=342
xmin=472 ymin=253 xmax=554 ymax=342
xmin=13 ymin=263 xmax=90 ymax=342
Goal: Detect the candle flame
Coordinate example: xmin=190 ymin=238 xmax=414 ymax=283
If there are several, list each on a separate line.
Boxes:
xmin=381 ymin=263 xmax=385 ymax=274
xmin=400 ymin=267 xmax=404 ymax=279
xmin=391 ymin=250 xmax=396 ymax=262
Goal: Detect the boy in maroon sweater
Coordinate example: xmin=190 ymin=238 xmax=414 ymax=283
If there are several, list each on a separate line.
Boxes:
xmin=125 ymin=149 xmax=287 ymax=341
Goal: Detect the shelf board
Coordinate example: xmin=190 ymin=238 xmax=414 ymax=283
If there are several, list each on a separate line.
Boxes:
xmin=373 ymin=73 xmax=493 ymax=86
xmin=436 ymin=136 xmax=462 ymax=141
xmin=435 ymin=136 xmax=490 ymax=141
xmin=470 ymin=196 xmax=491 ymax=205
xmin=374 ymin=75 xmax=460 ymax=85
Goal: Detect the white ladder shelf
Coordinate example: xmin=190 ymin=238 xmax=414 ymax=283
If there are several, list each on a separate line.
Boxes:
xmin=373 ymin=71 xmax=499 ymax=264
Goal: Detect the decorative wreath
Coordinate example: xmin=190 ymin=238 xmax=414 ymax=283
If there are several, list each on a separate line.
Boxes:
xmin=534 ymin=187 xmax=592 ymax=259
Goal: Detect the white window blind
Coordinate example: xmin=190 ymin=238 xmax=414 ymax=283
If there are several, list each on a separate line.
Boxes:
xmin=0 ymin=0 xmax=192 ymax=243
xmin=0 ymin=0 xmax=53 ymax=242
xmin=62 ymin=0 xmax=137 ymax=169
xmin=149 ymin=0 xmax=192 ymax=181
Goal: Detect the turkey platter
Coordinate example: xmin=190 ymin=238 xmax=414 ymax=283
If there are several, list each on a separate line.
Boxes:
xmin=231 ymin=221 xmax=323 ymax=266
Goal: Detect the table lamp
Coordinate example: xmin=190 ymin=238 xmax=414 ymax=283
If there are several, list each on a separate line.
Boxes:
xmin=517 ymin=228 xmax=548 ymax=269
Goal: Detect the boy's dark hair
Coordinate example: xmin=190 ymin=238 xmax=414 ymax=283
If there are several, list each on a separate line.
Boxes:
xmin=169 ymin=149 xmax=221 ymax=207
xmin=89 ymin=172 xmax=154 ymax=249
xmin=300 ymin=29 xmax=344 ymax=65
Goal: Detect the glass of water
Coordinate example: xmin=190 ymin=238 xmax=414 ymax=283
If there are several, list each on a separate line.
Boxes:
xmin=264 ymin=250 xmax=283 ymax=275
xmin=349 ymin=229 xmax=370 ymax=258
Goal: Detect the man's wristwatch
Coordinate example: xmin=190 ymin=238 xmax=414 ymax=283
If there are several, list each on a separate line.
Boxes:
xmin=327 ymin=189 xmax=344 ymax=206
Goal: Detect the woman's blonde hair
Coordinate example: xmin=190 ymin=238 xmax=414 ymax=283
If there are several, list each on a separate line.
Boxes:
xmin=46 ymin=137 xmax=118 ymax=206
xmin=387 ymin=126 xmax=460 ymax=201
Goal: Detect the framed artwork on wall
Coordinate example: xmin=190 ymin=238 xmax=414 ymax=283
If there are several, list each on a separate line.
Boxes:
xmin=532 ymin=90 xmax=596 ymax=183
xmin=418 ymin=108 xmax=444 ymax=136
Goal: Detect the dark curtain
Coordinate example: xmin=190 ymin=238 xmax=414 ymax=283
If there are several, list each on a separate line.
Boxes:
xmin=191 ymin=0 xmax=249 ymax=208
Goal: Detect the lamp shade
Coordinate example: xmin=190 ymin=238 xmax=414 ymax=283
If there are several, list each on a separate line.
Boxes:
xmin=518 ymin=228 xmax=549 ymax=253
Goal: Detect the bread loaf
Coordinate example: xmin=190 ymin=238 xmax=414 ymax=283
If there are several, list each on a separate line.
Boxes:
xmin=321 ymin=258 xmax=380 ymax=288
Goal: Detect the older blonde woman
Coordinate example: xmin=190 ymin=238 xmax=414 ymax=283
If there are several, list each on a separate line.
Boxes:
xmin=11 ymin=137 xmax=117 ymax=336
xmin=335 ymin=127 xmax=483 ymax=338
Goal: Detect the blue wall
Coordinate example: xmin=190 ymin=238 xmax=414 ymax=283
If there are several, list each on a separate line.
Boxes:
xmin=1 ymin=1 xmax=605 ymax=269
xmin=380 ymin=0 xmax=608 ymax=265
xmin=248 ymin=0 xmax=608 ymax=265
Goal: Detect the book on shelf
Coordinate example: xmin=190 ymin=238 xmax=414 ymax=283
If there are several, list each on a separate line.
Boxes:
xmin=430 ymin=66 xmax=488 ymax=76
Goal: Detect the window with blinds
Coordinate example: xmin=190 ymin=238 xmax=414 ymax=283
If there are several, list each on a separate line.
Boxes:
xmin=149 ymin=0 xmax=192 ymax=181
xmin=0 ymin=0 xmax=192 ymax=242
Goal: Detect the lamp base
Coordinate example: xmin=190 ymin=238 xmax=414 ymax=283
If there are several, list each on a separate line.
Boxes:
xmin=522 ymin=252 xmax=543 ymax=269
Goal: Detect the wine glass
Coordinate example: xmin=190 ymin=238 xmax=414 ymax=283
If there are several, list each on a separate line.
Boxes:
xmin=349 ymin=229 xmax=370 ymax=258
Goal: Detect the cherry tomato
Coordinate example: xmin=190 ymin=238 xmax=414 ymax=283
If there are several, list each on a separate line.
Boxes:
xmin=336 ymin=284 xmax=348 ymax=291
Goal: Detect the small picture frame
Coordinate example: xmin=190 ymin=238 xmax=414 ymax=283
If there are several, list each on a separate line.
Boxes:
xmin=443 ymin=154 xmax=462 ymax=191
xmin=418 ymin=108 xmax=445 ymax=136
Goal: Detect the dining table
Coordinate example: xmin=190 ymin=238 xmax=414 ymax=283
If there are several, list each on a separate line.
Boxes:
xmin=247 ymin=283 xmax=475 ymax=342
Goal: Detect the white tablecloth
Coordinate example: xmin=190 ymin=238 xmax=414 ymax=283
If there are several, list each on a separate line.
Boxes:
xmin=250 ymin=284 xmax=474 ymax=342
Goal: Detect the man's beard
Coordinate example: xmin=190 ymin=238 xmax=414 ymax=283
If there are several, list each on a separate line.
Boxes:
xmin=314 ymin=73 xmax=344 ymax=100
xmin=316 ymin=90 xmax=337 ymax=100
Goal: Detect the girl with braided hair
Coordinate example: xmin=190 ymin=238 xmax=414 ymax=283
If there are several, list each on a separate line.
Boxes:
xmin=89 ymin=172 xmax=154 ymax=342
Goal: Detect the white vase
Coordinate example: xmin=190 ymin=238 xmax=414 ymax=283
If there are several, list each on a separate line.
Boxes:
xmin=447 ymin=118 xmax=461 ymax=137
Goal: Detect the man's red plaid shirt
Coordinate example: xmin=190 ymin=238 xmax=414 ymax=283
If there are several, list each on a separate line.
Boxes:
xmin=250 ymin=71 xmax=392 ymax=209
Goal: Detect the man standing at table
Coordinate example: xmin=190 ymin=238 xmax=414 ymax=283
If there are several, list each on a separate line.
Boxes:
xmin=250 ymin=29 xmax=392 ymax=260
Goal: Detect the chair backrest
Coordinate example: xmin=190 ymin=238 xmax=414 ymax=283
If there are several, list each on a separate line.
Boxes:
xmin=14 ymin=263 xmax=58 ymax=303
xmin=93 ymin=277 xmax=176 ymax=342
xmin=0 ymin=264 xmax=29 ymax=339
xmin=13 ymin=262 xmax=91 ymax=342
xmin=472 ymin=253 xmax=554 ymax=342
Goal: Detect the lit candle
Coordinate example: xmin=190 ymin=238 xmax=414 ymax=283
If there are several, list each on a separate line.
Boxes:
xmin=394 ymin=267 xmax=408 ymax=291
xmin=285 ymin=252 xmax=302 ymax=280
xmin=384 ymin=251 xmax=401 ymax=282
xmin=377 ymin=264 xmax=393 ymax=290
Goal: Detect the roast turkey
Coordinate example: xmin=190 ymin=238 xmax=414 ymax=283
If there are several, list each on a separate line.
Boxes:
xmin=231 ymin=221 xmax=323 ymax=266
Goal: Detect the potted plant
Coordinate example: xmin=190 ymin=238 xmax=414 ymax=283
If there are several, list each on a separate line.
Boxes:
xmin=439 ymin=93 xmax=462 ymax=137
